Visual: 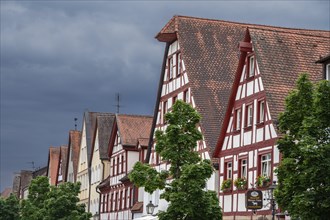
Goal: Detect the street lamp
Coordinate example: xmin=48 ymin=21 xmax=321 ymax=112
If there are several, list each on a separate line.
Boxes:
xmin=267 ymin=181 xmax=277 ymax=220
xmin=146 ymin=200 xmax=157 ymax=215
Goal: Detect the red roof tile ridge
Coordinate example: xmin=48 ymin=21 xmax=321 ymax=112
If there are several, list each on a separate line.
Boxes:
xmin=172 ymin=15 xmax=329 ymax=33
xmin=249 ymin=26 xmax=330 ymax=38
xmin=117 ymin=113 xmax=153 ymax=118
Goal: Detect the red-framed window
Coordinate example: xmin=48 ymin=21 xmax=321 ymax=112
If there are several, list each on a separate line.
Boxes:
xmin=177 ymin=53 xmax=182 ymax=75
xmin=224 ymin=161 xmax=233 ymax=180
xmin=173 ymin=95 xmax=177 ymax=105
xmin=121 ymin=154 xmax=125 ymax=174
xmin=247 ymin=54 xmax=255 ymax=78
xmin=168 ymin=56 xmax=174 ymax=80
xmin=238 ymin=158 xmax=248 ymax=179
xmin=257 ymin=100 xmax=265 ymax=123
xmin=183 ymin=89 xmax=189 ymax=103
xmin=245 ymin=104 xmax=253 ymax=127
xmin=112 ymin=158 xmax=115 ymax=176
xmin=117 ymin=157 xmax=120 ymax=175
xmin=234 ymin=107 xmax=242 ymax=130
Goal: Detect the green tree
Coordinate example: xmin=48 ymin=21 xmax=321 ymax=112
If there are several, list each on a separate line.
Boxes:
xmin=21 ymin=176 xmax=91 ymax=220
xmin=129 ymin=100 xmax=222 ymax=220
xmin=275 ymin=74 xmax=330 ymax=219
xmin=0 ymin=193 xmax=20 ymax=220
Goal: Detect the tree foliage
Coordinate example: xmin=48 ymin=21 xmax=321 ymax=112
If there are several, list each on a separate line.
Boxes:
xmin=21 ymin=176 xmax=92 ymax=220
xmin=275 ymin=74 xmax=330 ymax=219
xmin=129 ymin=100 xmax=222 ymax=220
xmin=0 ymin=193 xmax=20 ymax=220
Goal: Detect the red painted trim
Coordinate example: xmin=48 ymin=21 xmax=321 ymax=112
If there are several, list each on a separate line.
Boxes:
xmin=215 ymin=29 xmax=251 ymax=157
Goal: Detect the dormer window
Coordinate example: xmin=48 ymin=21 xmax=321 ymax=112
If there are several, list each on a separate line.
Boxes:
xmin=248 ymin=55 xmax=255 ymax=78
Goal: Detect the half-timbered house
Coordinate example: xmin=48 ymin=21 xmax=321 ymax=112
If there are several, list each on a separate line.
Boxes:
xmin=214 ymin=26 xmax=330 ymax=219
xmin=98 ymin=114 xmax=152 ymax=220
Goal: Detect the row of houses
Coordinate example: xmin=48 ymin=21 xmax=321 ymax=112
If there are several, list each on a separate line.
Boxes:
xmin=10 ymin=15 xmax=330 ymax=220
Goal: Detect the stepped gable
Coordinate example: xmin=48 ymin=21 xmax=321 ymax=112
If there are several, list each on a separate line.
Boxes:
xmin=155 ymin=15 xmax=330 ymax=156
xmin=116 ymin=114 xmax=153 ymax=147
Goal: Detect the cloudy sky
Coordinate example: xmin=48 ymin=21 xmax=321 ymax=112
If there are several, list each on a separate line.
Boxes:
xmin=1 ymin=1 xmax=329 ymax=192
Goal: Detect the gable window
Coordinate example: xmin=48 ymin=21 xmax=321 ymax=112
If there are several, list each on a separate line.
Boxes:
xmin=183 ymin=90 xmax=189 ymax=103
xmin=234 ymin=108 xmax=241 ymax=130
xmin=173 ymin=95 xmax=177 ymax=105
xmin=163 ymin=101 xmax=168 ymax=124
xmin=177 ymin=53 xmax=182 ymax=75
xmin=112 ymin=158 xmax=115 ymax=175
xmin=258 ymin=100 xmax=265 ymax=123
xmin=225 ymin=162 xmax=232 ymax=180
xmin=239 ymin=159 xmax=247 ymax=178
xmin=248 ymin=55 xmax=255 ymax=78
xmin=169 ymin=57 xmax=174 ymax=80
xmin=261 ymin=153 xmax=271 ymax=177
xmin=326 ymin=64 xmax=330 ymax=80
xmin=246 ymin=104 xmax=253 ymax=127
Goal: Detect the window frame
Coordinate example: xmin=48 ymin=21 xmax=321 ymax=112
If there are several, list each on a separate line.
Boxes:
xmin=260 ymin=153 xmax=272 ymax=177
xmin=247 ymin=54 xmax=255 ymax=78
xmin=326 ymin=63 xmax=330 ymax=80
xmin=168 ymin=56 xmax=174 ymax=80
xmin=245 ymin=104 xmax=253 ymax=127
xmin=234 ymin=107 xmax=242 ymax=131
xmin=238 ymin=158 xmax=248 ymax=179
xmin=257 ymin=100 xmax=265 ymax=123
xmin=224 ymin=161 xmax=233 ymax=180
xmin=177 ymin=53 xmax=182 ymax=76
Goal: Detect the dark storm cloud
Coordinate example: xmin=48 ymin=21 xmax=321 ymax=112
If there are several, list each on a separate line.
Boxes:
xmin=1 ymin=1 xmax=329 ymax=191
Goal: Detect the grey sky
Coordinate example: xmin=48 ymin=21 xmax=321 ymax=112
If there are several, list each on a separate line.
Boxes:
xmin=1 ymin=1 xmax=329 ymax=192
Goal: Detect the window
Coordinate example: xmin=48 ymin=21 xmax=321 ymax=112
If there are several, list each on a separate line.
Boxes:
xmin=177 ymin=53 xmax=182 ymax=75
xmin=173 ymin=96 xmax=177 ymax=105
xmin=326 ymin=64 xmax=330 ymax=80
xmin=163 ymin=101 xmax=168 ymax=123
xmin=246 ymin=104 xmax=253 ymax=127
xmin=124 ymin=189 xmax=128 ymax=209
xmin=121 ymin=155 xmax=125 ymax=173
xmin=169 ymin=57 xmax=174 ymax=80
xmin=258 ymin=100 xmax=265 ymax=123
xmin=239 ymin=159 xmax=247 ymax=178
xmin=261 ymin=154 xmax=271 ymax=177
xmin=248 ymin=55 xmax=255 ymax=77
xmin=225 ymin=162 xmax=232 ymax=180
xmin=183 ymin=90 xmax=189 ymax=103
xmin=234 ymin=108 xmax=241 ymax=130
xmin=110 ymin=193 xmax=113 ymax=212
xmin=117 ymin=157 xmax=120 ymax=174
xmin=112 ymin=158 xmax=115 ymax=175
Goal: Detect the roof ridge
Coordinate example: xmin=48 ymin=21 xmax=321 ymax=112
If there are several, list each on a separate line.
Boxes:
xmin=175 ymin=15 xmax=329 ymax=32
xmin=249 ymin=26 xmax=330 ymax=38
xmin=117 ymin=113 xmax=153 ymax=118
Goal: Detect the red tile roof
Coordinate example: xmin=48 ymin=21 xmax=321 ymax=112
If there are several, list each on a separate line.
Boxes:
xmin=116 ymin=114 xmax=153 ymax=147
xmin=153 ymin=15 xmax=330 ymax=157
xmin=67 ymin=130 xmax=81 ymax=182
xmin=47 ymin=147 xmax=60 ymax=185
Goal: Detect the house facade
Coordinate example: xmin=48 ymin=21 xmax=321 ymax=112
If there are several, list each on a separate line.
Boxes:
xmin=98 ymin=114 xmax=152 ymax=220
xmin=66 ymin=130 xmax=82 ymax=183
xmin=214 ymin=27 xmax=330 ymax=219
xmin=89 ymin=113 xmax=115 ymax=217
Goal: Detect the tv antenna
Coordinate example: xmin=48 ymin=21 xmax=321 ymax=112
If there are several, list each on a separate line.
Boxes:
xmin=27 ymin=161 xmax=35 ymax=170
xmin=74 ymin=118 xmax=78 ymax=130
xmin=114 ymin=93 xmax=122 ymax=113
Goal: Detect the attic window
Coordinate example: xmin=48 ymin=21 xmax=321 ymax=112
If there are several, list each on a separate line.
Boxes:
xmin=169 ymin=57 xmax=174 ymax=80
xmin=248 ymin=56 xmax=255 ymax=78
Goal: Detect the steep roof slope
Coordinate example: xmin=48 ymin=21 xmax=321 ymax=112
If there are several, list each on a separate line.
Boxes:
xmin=67 ymin=130 xmax=81 ymax=182
xmin=154 ymin=15 xmax=329 ymax=157
xmin=116 ymin=114 xmax=153 ymax=147
xmin=47 ymin=147 xmax=60 ymax=185
xmin=96 ymin=113 xmax=116 ymax=160
xmin=250 ymin=27 xmax=330 ymax=122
